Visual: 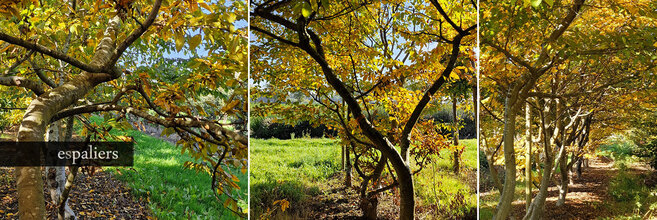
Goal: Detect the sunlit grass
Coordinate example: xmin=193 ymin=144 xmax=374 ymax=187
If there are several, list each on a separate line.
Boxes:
xmin=414 ymin=139 xmax=478 ymax=217
xmin=250 ymin=138 xmax=341 ymax=216
xmin=250 ymin=137 xmax=477 ymax=218
xmin=85 ymin=116 xmax=247 ymax=219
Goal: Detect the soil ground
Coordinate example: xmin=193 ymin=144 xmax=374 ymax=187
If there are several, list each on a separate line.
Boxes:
xmin=482 ymin=157 xmax=654 ymax=219
xmin=0 ymin=129 xmax=153 ymax=219
xmin=264 ymin=171 xmax=477 ymax=220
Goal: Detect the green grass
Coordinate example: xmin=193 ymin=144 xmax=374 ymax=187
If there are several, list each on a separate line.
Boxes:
xmin=414 ymin=139 xmax=478 ymax=218
xmin=86 ymin=116 xmax=247 ymax=219
xmin=250 ymin=138 xmax=341 ymax=216
xmin=250 ymin=138 xmax=477 ymax=218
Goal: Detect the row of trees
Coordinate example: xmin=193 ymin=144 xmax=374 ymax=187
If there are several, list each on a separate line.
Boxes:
xmin=0 ymin=0 xmax=247 ymax=219
xmin=481 ymin=0 xmax=657 ymax=219
xmin=251 ymin=0 xmax=476 ymax=218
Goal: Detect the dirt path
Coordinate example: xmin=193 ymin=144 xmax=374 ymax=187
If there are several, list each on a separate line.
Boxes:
xmin=504 ymin=157 xmax=651 ymax=219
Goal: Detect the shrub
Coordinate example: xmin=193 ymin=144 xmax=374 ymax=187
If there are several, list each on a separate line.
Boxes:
xmin=598 ymin=135 xmax=637 ymax=161
xmin=425 ymin=109 xmax=476 ymax=139
xmin=250 ymin=117 xmax=337 ymax=139
xmin=636 ymin=139 xmax=657 ymax=170
xmin=609 ymin=168 xmax=649 ymax=203
xmin=250 ymin=180 xmax=306 ymax=215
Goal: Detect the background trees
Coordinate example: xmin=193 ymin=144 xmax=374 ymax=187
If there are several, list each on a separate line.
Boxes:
xmin=480 ymin=0 xmax=657 ymax=219
xmin=0 ymin=0 xmax=247 ymax=218
xmin=251 ymin=0 xmax=475 ymax=218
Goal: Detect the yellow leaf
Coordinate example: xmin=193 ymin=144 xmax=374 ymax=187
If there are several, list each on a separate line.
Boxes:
xmin=189 ymin=35 xmax=202 ymax=51
xmin=280 ymin=200 xmax=290 ymax=211
xmin=174 ymin=30 xmax=185 ymax=52
xmin=221 ymin=100 xmax=240 ymax=112
xmin=449 ymin=71 xmax=460 ymax=80
xmin=199 ymin=2 xmax=213 ymax=12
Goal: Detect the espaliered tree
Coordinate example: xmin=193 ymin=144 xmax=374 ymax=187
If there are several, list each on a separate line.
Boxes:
xmin=0 ymin=0 xmax=248 ymax=219
xmin=251 ymin=0 xmax=475 ymax=218
xmin=481 ymin=0 xmax=657 ymax=219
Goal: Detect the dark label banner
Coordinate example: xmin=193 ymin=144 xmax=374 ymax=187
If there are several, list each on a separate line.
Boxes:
xmin=0 ymin=142 xmax=134 ymax=166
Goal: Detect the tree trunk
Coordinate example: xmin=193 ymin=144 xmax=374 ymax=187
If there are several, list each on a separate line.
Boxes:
xmin=46 ymin=122 xmax=76 ymax=220
xmin=494 ymin=95 xmax=519 ymax=220
xmin=341 ymin=143 xmax=345 ymax=170
xmin=452 ymin=98 xmax=460 ymax=173
xmin=556 ymin=152 xmax=569 ymax=207
xmin=525 ymin=102 xmax=532 ymax=211
xmin=46 ymin=121 xmax=64 ymax=203
xmin=358 ymin=156 xmax=386 ymax=220
xmin=360 ymin=195 xmax=379 ymax=220
xmin=523 ymin=156 xmax=554 ymax=220
xmin=525 ymin=100 xmax=566 ymax=220
xmin=576 ymin=157 xmax=583 ymax=178
xmin=486 ymin=150 xmax=504 ymax=193
xmin=472 ymin=84 xmax=478 ymax=132
xmin=344 ymin=142 xmax=352 ymax=188
xmin=15 ymin=15 xmax=121 ymax=220
xmin=524 ymin=143 xmax=566 ymax=220
xmin=568 ymin=155 xmax=576 ymax=185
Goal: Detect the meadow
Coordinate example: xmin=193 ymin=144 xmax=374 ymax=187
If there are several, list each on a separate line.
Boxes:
xmin=250 ymin=138 xmax=478 ymax=218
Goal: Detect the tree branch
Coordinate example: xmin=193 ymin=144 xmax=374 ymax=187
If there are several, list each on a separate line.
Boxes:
xmin=0 ymin=76 xmax=45 ymax=95
xmin=0 ymin=32 xmax=105 ymax=73
xmin=108 ymin=0 xmax=163 ymax=66
xmin=50 ymin=104 xmax=247 ymax=146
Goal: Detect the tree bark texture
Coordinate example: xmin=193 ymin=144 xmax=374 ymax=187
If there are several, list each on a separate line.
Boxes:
xmin=494 ymin=90 xmax=520 ymax=220
xmin=525 ymin=102 xmax=532 ymax=211
xmin=15 ymin=16 xmax=121 ymax=220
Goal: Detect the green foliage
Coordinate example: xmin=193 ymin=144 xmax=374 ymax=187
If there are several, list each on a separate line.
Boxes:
xmin=250 ymin=116 xmax=336 ymax=139
xmin=631 ymin=111 xmax=657 ymax=170
xmin=637 ymin=139 xmax=657 ymax=169
xmin=598 ymin=135 xmax=639 ymax=161
xmin=426 ymin=109 xmax=476 ymax=140
xmin=604 ymin=162 xmax=657 ymax=219
xmin=608 ymin=166 xmax=648 ymax=203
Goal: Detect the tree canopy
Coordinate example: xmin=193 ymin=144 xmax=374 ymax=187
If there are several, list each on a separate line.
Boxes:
xmin=0 ymin=0 xmax=248 ymax=218
xmin=251 ymin=0 xmax=476 ymax=218
xmin=480 ymin=0 xmax=657 ymax=219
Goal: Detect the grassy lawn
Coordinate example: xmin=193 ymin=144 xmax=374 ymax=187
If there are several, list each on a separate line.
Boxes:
xmin=87 ymin=116 xmax=247 ymax=219
xmin=250 ymin=138 xmax=341 ymax=216
xmin=250 ymin=138 xmax=477 ymax=218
